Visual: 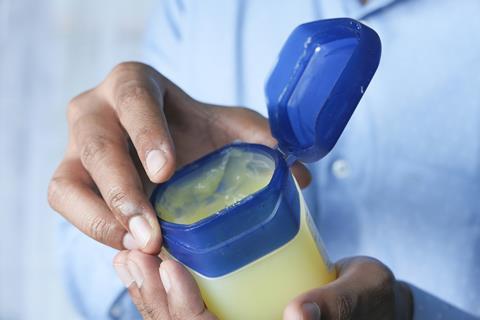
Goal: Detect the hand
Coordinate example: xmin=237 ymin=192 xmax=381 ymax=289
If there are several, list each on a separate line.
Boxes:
xmin=113 ymin=253 xmax=412 ymax=320
xmin=48 ymin=62 xmax=310 ymax=254
xmin=283 ymin=257 xmax=413 ymax=320
xmin=114 ymin=250 xmax=217 ymax=320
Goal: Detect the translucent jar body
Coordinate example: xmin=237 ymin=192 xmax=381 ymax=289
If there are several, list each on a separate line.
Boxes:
xmin=152 ymin=144 xmax=336 ymax=319
xmin=192 ymin=188 xmax=336 ymax=319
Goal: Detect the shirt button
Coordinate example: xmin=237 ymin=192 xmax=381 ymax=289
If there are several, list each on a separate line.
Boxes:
xmin=331 ymin=159 xmax=350 ymax=179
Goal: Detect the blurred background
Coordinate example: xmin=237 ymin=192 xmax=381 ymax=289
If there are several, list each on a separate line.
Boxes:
xmin=0 ymin=0 xmax=153 ymax=318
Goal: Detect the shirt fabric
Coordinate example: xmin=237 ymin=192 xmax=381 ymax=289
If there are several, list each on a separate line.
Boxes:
xmin=60 ymin=0 xmax=480 ymax=319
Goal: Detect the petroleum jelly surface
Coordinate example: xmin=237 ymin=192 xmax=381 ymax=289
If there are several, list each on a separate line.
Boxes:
xmin=156 ymin=148 xmax=274 ymax=224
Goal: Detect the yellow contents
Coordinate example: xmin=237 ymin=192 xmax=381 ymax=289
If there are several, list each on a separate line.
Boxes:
xmin=192 ymin=189 xmax=336 ymax=320
xmin=156 ymin=148 xmax=274 ymax=224
xmin=157 ymin=147 xmax=335 ymax=319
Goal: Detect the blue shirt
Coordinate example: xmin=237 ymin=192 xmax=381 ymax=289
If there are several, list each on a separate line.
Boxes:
xmin=60 ymin=0 xmax=480 ymax=318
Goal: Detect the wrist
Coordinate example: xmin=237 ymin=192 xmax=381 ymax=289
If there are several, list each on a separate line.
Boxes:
xmin=394 ymin=280 xmax=413 ymax=320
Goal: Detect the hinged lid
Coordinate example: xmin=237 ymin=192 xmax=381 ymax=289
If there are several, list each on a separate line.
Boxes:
xmin=265 ymin=18 xmax=381 ymax=163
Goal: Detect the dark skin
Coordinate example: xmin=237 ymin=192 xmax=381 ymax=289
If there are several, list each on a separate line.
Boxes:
xmin=48 ymin=62 xmax=412 ymax=319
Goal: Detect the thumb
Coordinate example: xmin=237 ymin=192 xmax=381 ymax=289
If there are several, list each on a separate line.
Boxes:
xmin=113 ymin=250 xmax=171 ymax=320
xmin=113 ymin=250 xmax=216 ymax=320
xmin=283 ymin=257 xmax=396 ymax=320
xmin=160 ymin=260 xmax=217 ymax=320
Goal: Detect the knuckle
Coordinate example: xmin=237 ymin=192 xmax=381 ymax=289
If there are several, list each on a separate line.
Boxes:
xmin=115 ymin=84 xmax=153 ymax=116
xmin=109 ymin=62 xmax=157 ymax=86
xmin=111 ymin=61 xmax=141 ymax=75
xmin=361 ymin=257 xmax=395 ymax=288
xmin=80 ymin=135 xmax=112 ymax=169
xmin=112 ymin=61 xmax=155 ymax=75
xmin=377 ymin=267 xmax=395 ymax=289
xmin=47 ymin=175 xmax=68 ymax=210
xmin=111 ymin=62 xmax=132 ymax=74
xmin=67 ymin=90 xmax=93 ymax=123
xmin=352 ymin=257 xmax=396 ymax=315
xmin=136 ymin=302 xmax=162 ymax=320
xmin=107 ymin=187 xmax=129 ymax=212
xmin=86 ymin=214 xmax=111 ymax=243
xmin=133 ymin=126 xmax=156 ymax=151
xmin=335 ymin=293 xmax=354 ymax=320
xmin=67 ymin=96 xmax=82 ymax=123
xmin=369 ymin=268 xmax=396 ymax=306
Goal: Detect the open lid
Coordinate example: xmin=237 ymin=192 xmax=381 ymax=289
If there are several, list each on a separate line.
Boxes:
xmin=265 ymin=18 xmax=381 ymax=163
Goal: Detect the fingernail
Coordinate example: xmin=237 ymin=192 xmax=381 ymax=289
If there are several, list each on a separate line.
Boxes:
xmin=122 ymin=233 xmax=139 ymax=250
xmin=159 ymin=265 xmax=171 ymax=293
xmin=127 ymin=259 xmax=144 ymax=288
xmin=129 ymin=215 xmax=152 ymax=249
xmin=302 ymin=302 xmax=321 ymax=320
xmin=114 ymin=263 xmax=134 ymax=288
xmin=146 ymin=149 xmax=167 ymax=177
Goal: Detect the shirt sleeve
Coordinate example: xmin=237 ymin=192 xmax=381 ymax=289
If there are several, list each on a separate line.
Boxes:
xmin=408 ymin=283 xmax=478 ymax=320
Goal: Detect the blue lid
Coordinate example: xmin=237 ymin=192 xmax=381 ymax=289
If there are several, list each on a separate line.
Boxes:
xmin=151 ymin=18 xmax=382 ymax=277
xmin=266 ymin=18 xmax=381 ymax=163
xmin=151 ymin=144 xmax=300 ymax=277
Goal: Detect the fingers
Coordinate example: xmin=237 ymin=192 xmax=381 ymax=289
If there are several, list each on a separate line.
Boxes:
xmin=291 ymin=162 xmax=312 ymax=189
xmin=101 ymin=62 xmax=177 ymax=183
xmin=48 ymin=158 xmax=126 ymax=249
xmin=114 ymin=250 xmax=171 ymax=320
xmin=284 ymin=257 xmax=396 ymax=320
xmin=71 ymin=100 xmax=161 ymax=254
xmin=56 ymin=61 xmax=311 ymax=255
xmin=160 ymin=260 xmax=216 ymax=320
xmin=113 ymin=251 xmax=216 ymax=320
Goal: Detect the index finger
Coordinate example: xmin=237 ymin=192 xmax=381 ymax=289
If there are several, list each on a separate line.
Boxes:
xmin=101 ymin=62 xmax=178 ymax=183
xmin=71 ymin=103 xmax=162 ymax=254
xmin=48 ymin=158 xmax=126 ymax=249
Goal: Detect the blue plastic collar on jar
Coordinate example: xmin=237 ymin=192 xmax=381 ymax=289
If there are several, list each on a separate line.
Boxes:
xmin=150 ymin=143 xmax=300 ymax=277
xmin=265 ymin=18 xmax=381 ymax=163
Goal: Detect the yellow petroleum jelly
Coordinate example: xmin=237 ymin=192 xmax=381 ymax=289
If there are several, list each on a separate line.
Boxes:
xmin=193 ymin=196 xmax=336 ymax=319
xmin=157 ymin=148 xmax=336 ymax=319
xmin=156 ymin=148 xmax=275 ymax=224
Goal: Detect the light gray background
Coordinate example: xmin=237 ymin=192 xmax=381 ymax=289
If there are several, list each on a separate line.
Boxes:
xmin=0 ymin=0 xmax=153 ymax=318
